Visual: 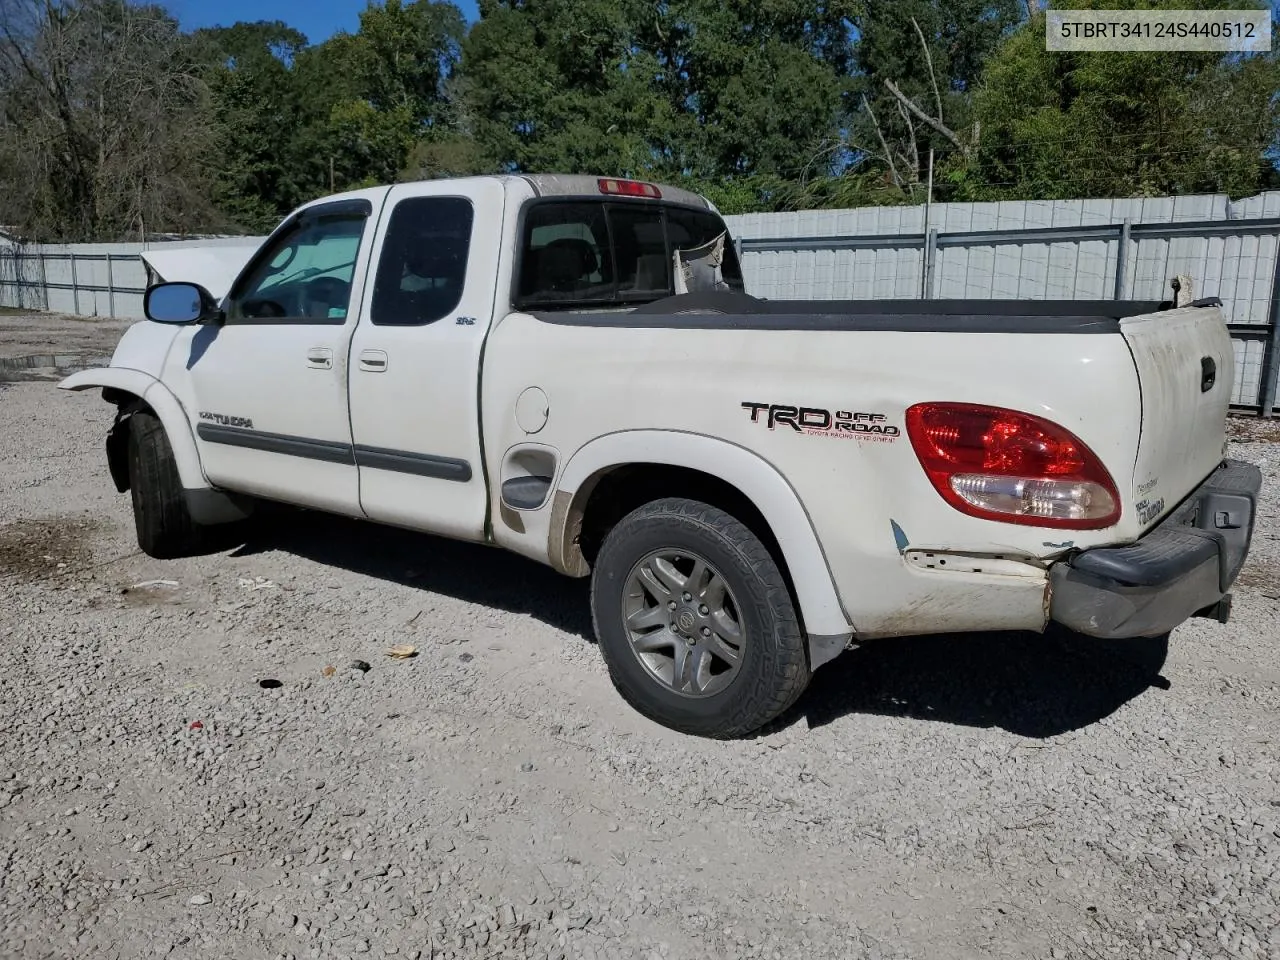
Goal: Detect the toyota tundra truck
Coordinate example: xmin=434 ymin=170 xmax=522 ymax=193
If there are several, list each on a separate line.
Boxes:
xmin=59 ymin=174 xmax=1262 ymax=738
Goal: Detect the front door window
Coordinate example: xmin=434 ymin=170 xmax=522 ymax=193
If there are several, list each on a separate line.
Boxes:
xmin=227 ymin=211 xmax=367 ymax=323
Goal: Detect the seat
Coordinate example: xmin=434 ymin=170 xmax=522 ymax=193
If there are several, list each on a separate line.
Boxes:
xmin=538 ymin=238 xmax=599 ymax=294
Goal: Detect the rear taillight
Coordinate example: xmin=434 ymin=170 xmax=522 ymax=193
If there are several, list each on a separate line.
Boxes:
xmin=597 ymin=178 xmax=662 ymax=198
xmin=904 ymin=402 xmax=1120 ymax=529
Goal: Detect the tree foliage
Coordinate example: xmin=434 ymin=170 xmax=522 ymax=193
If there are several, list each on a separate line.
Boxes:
xmin=0 ymin=0 xmax=222 ymax=240
xmin=1 ymin=0 xmax=1279 ymax=239
xmin=961 ymin=0 xmax=1280 ymax=201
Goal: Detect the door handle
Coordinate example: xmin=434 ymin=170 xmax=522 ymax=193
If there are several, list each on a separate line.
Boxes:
xmin=306 ymin=347 xmax=333 ymax=370
xmin=359 ymin=349 xmax=388 ymax=373
xmin=1201 ymin=356 xmax=1216 ymax=392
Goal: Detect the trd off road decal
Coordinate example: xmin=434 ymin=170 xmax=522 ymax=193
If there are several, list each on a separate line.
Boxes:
xmin=742 ymin=402 xmax=900 ymax=443
xmin=198 ymin=411 xmax=254 ymax=429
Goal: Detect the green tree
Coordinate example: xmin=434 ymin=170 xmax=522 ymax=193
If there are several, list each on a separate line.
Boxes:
xmin=842 ymin=0 xmax=1023 ymax=200
xmin=0 ymin=0 xmax=222 ymax=240
xmin=196 ymin=1 xmax=464 ymax=231
xmin=962 ymin=0 xmax=1280 ymax=200
xmin=195 ymin=21 xmax=310 ymax=231
xmin=459 ymin=0 xmax=858 ymax=203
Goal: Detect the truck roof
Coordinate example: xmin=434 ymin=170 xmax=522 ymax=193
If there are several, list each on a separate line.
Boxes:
xmin=294 ymin=175 xmax=715 ymax=219
xmin=517 ymin=174 xmax=712 ymax=209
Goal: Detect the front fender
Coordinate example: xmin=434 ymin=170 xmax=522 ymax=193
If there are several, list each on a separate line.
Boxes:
xmin=554 ymin=430 xmax=854 ymax=642
xmin=59 ymin=367 xmax=208 ymax=491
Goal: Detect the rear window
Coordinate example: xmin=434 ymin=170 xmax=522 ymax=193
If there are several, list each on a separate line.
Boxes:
xmin=517 ymin=200 xmax=743 ymax=308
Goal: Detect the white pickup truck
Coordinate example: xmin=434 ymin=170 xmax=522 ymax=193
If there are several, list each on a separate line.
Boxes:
xmin=61 ymin=174 xmax=1262 ymax=738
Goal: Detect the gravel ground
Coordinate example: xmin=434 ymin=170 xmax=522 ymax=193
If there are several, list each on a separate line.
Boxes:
xmin=2 ymin=315 xmax=1280 ymax=960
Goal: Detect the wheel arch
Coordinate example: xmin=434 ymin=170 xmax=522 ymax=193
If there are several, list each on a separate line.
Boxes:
xmin=59 ymin=367 xmax=208 ymax=492
xmin=549 ymin=430 xmax=854 ymax=643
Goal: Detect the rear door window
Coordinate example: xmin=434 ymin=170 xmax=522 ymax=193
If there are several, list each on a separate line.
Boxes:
xmin=371 ymin=197 xmax=474 ymax=326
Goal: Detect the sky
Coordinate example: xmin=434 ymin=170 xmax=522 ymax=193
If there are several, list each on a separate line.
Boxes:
xmin=169 ymin=0 xmax=481 ymax=45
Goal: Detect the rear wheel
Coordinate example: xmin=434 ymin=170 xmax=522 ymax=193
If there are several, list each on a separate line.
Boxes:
xmin=590 ymin=497 xmax=811 ymax=738
xmin=127 ymin=412 xmax=206 ymax=559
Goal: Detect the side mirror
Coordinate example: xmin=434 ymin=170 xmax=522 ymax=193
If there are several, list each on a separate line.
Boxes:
xmin=144 ymin=282 xmax=221 ymax=325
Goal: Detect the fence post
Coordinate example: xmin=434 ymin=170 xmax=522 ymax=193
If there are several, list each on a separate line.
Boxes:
xmin=1258 ymin=244 xmax=1280 ymax=419
xmin=106 ymin=254 xmax=115 ymax=318
xmin=1113 ymin=219 xmax=1131 ymax=300
xmin=37 ymin=249 xmax=47 ymax=312
xmin=922 ymin=229 xmax=938 ymax=299
xmin=70 ymin=253 xmax=79 ymax=315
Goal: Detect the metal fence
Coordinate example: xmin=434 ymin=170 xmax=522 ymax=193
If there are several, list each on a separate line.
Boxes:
xmin=4 ymin=191 xmax=1280 ymax=416
xmin=0 ymin=236 xmax=259 ymax=320
xmin=726 ymin=191 xmax=1280 ymax=417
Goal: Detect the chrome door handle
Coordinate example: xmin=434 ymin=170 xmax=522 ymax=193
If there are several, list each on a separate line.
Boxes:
xmin=306 ymin=347 xmax=333 ymax=369
xmin=359 ymin=349 xmax=388 ymax=373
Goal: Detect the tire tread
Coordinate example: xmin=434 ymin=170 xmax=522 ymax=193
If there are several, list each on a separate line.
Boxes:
xmin=128 ymin=412 xmax=204 ymax=559
xmin=591 ymin=497 xmax=811 ymax=738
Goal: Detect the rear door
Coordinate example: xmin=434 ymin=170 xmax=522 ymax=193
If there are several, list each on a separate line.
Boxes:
xmin=347 ymin=178 xmax=506 ymax=541
xmin=1120 ymin=304 xmax=1233 ymax=526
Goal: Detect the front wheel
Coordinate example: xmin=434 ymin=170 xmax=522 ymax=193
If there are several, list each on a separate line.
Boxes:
xmin=127 ymin=412 xmax=206 ymax=559
xmin=590 ymin=497 xmax=811 ymax=738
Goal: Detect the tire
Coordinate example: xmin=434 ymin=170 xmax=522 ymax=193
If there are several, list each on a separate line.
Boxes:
xmin=127 ymin=411 xmax=206 ymax=559
xmin=590 ymin=497 xmax=811 ymax=738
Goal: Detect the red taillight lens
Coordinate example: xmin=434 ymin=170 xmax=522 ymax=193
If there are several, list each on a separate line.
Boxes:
xmin=904 ymin=402 xmax=1121 ymax=529
xmin=597 ymin=178 xmax=662 ymax=199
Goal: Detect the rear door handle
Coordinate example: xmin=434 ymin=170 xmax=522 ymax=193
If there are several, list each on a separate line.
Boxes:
xmin=359 ymin=349 xmax=388 ymax=373
xmin=306 ymin=347 xmax=333 ymax=370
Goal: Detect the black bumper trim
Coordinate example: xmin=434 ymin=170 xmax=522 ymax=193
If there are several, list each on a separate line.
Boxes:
xmin=1049 ymin=459 xmax=1262 ymax=639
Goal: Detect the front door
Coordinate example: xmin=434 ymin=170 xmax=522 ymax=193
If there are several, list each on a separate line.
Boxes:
xmin=347 ymin=179 xmax=506 ymax=541
xmin=166 ymin=195 xmax=382 ymax=514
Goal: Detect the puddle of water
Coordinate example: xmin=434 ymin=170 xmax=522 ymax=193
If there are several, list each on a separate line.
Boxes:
xmin=0 ymin=354 xmax=110 ymax=382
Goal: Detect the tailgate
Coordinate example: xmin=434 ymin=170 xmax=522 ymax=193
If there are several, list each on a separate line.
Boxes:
xmin=1120 ymin=304 xmax=1232 ymax=529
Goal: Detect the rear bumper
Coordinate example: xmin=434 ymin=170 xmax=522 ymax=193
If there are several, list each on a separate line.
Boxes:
xmin=1049 ymin=459 xmax=1262 ymax=639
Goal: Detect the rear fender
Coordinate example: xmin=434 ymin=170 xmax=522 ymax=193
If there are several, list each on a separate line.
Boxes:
xmin=59 ymin=368 xmax=207 ymax=491
xmin=553 ymin=430 xmax=854 ymax=644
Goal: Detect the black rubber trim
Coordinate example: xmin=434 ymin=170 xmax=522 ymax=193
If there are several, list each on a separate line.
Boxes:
xmin=529 ymin=292 xmax=1168 ymax=333
xmin=631 ymin=292 xmax=1166 ymax=318
xmin=196 ymin=425 xmax=473 ymax=482
xmin=196 ymin=424 xmax=354 ymax=464
xmin=297 ymin=198 xmax=373 ymax=221
xmin=354 ymin=444 xmax=472 ymax=482
xmin=1071 ymin=526 xmax=1219 ymax=586
xmin=501 ymin=476 xmax=552 ymax=510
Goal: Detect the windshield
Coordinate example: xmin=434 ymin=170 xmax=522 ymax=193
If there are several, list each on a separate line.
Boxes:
xmin=516 ymin=200 xmax=743 ymax=309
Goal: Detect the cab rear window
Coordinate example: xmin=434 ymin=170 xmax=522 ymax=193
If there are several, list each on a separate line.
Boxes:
xmin=516 ymin=200 xmax=743 ymax=308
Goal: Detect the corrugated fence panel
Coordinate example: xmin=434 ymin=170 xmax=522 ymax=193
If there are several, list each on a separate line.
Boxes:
xmin=727 ymin=189 xmax=1280 ymax=414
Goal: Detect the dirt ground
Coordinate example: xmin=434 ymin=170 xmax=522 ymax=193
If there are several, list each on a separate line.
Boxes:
xmin=2 ymin=314 xmax=1280 ymax=960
